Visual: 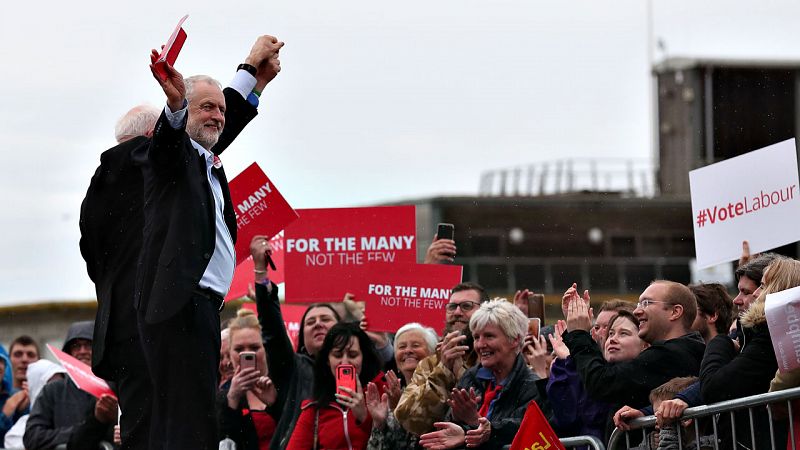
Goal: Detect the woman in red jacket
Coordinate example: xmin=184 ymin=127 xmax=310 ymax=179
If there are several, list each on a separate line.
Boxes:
xmin=287 ymin=322 xmax=386 ymax=450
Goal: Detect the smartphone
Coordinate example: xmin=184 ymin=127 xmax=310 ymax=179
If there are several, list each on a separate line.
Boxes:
xmin=240 ymin=351 xmax=256 ymax=371
xmin=437 ymin=223 xmax=455 ymax=241
xmin=528 ymin=318 xmax=541 ymax=338
xmin=265 ymin=252 xmax=277 ymax=271
xmin=528 ymin=294 xmax=546 ymax=325
xmin=336 ymin=364 xmax=357 ymax=397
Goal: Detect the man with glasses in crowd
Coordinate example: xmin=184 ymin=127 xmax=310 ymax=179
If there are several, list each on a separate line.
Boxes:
xmin=395 ymin=282 xmax=490 ymax=435
xmin=562 ymin=280 xmax=706 ymax=418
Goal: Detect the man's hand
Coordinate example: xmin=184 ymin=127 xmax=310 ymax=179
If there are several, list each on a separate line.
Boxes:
xmin=565 ymin=287 xmax=592 ymax=332
xmin=2 ymin=389 xmax=28 ymax=418
xmin=419 ymin=422 xmax=466 ymax=449
xmin=613 ymin=405 xmax=644 ymax=431
xmin=440 ymin=331 xmax=468 ymax=374
xmin=149 ymin=49 xmax=185 ymax=112
xmin=424 ymin=234 xmax=456 ymax=264
xmin=94 ymin=394 xmax=119 ymax=424
xmin=738 ymin=240 xmax=759 ymax=267
xmin=448 ymin=388 xmax=481 ymax=427
xmin=655 ymin=398 xmax=688 ymax=429
xmin=246 ymin=35 xmax=284 ymax=91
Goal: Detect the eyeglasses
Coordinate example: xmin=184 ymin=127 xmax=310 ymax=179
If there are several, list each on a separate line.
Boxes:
xmin=445 ymin=301 xmax=481 ymax=312
xmin=636 ymin=300 xmax=674 ymax=309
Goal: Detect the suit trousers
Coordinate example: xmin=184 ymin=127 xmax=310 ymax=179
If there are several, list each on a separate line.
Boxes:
xmin=138 ymin=292 xmax=222 ymax=450
xmin=107 ymin=336 xmax=152 ymax=450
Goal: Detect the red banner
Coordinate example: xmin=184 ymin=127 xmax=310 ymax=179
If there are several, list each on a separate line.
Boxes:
xmin=284 ymin=206 xmax=417 ymax=303
xmin=360 ymin=263 xmax=462 ymax=333
xmin=509 ymin=400 xmax=565 ymax=450
xmin=226 ymin=233 xmax=285 ymax=301
xmin=241 ymin=302 xmax=306 ymax=351
xmin=229 ymin=162 xmax=298 ymax=265
xmin=47 ymin=344 xmax=116 ymax=399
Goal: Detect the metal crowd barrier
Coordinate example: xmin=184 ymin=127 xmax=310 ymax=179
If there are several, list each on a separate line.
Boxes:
xmin=607 ymin=386 xmax=800 ymax=450
xmin=503 ymin=434 xmax=606 ymax=450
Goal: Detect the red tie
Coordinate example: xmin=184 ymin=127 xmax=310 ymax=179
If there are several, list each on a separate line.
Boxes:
xmin=478 ymin=382 xmax=503 ymax=418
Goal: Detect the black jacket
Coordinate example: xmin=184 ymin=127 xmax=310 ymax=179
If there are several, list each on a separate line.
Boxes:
xmin=254 ymin=282 xmax=315 ymax=450
xmin=134 ymin=91 xmax=257 ymax=324
xmin=700 ymin=303 xmax=787 ymax=450
xmin=217 ymin=382 xmax=282 ymax=450
xmin=81 ymin=88 xmax=257 ymax=371
xmin=451 ymin=353 xmax=553 ymax=450
xmin=564 ymin=330 xmax=706 ymax=409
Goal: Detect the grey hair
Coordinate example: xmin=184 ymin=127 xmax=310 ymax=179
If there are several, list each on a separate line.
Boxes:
xmin=114 ymin=104 xmax=160 ymax=143
xmin=184 ymin=75 xmax=222 ymax=102
xmin=469 ymin=298 xmax=529 ymax=353
xmin=395 ymin=322 xmax=438 ymax=354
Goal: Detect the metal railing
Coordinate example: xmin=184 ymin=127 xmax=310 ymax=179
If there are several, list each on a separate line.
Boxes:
xmin=478 ymin=158 xmax=657 ymax=198
xmin=608 ymin=386 xmax=800 ymax=450
xmin=503 ymin=434 xmax=606 ymax=450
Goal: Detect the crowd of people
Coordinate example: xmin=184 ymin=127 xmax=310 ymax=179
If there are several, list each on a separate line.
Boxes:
xmin=2 ymin=30 xmax=799 ymax=450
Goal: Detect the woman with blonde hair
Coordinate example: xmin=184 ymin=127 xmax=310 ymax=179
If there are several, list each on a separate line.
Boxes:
xmin=217 ymin=308 xmax=279 ymax=450
xmin=701 ymin=256 xmax=797 ymax=450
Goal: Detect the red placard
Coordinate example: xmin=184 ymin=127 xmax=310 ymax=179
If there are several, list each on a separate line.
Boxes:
xmin=360 ymin=263 xmax=462 ymax=333
xmin=229 ymin=163 xmax=298 ymax=265
xmin=284 ymin=206 xmax=417 ymax=303
xmin=153 ymin=15 xmax=188 ymax=81
xmin=509 ymin=400 xmax=566 ymax=450
xmin=241 ymin=302 xmax=306 ymax=351
xmin=226 ymin=233 xmax=285 ymax=301
xmin=47 ymin=345 xmax=116 ymax=399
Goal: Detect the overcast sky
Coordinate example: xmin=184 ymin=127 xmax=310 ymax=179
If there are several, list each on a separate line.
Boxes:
xmin=2 ymin=0 xmax=799 ymax=305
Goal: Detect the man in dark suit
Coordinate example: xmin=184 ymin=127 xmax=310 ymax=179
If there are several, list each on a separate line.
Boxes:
xmin=79 ymin=35 xmax=283 ymax=450
xmin=135 ymin=35 xmax=283 ymax=450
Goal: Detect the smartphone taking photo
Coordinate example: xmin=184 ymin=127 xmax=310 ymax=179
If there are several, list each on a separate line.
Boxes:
xmin=336 ymin=364 xmax=357 ymax=398
xmin=239 ymin=351 xmax=256 ymax=371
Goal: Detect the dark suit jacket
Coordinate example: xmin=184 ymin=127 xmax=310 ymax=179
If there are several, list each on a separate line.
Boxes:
xmin=80 ymin=88 xmax=257 ymax=374
xmin=134 ymin=89 xmax=257 ymax=324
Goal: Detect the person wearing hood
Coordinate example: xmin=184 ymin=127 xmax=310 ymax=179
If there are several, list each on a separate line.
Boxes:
xmin=699 ymin=257 xmax=797 ymax=450
xmin=4 ymin=360 xmax=66 ymax=448
xmin=23 ymin=321 xmax=118 ymax=450
xmin=0 ymin=348 xmax=21 ymax=444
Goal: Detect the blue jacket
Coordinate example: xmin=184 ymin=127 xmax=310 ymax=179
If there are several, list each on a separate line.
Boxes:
xmin=546 ymin=356 xmax=609 ymax=441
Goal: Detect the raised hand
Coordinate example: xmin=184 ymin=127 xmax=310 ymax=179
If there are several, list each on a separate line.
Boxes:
xmin=566 ymin=287 xmax=592 ymax=332
xmin=448 ymin=388 xmax=481 ymax=426
xmin=548 ymin=320 xmax=570 ymax=359
xmin=424 ymin=234 xmax=456 ymax=264
xmin=440 ymin=331 xmax=469 ymax=374
xmin=365 ymin=382 xmax=389 ymax=430
xmin=246 ymin=35 xmax=284 ymax=90
xmin=149 ymin=48 xmax=185 ymax=112
xmin=384 ymin=370 xmax=402 ymax=409
xmin=523 ymin=334 xmax=550 ymax=379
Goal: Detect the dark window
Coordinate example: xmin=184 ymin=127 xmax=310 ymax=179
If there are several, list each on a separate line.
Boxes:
xmin=552 ymin=264 xmax=583 ymax=291
xmin=589 ymin=263 xmax=620 ymax=292
xmin=625 ymin=264 xmax=657 ymax=292
xmin=611 ymin=236 xmax=636 ymax=257
xmin=513 ymin=265 xmax=546 ymax=292
xmin=661 ymin=264 xmax=691 ymax=285
xmin=476 ymin=264 xmax=508 ymax=290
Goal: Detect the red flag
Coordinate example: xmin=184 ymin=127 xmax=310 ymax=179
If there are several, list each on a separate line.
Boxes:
xmin=47 ymin=345 xmax=116 ymax=399
xmin=509 ymin=401 xmax=565 ymax=450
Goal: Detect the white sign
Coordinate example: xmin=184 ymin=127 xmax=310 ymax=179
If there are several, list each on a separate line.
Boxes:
xmin=765 ymin=286 xmax=800 ymax=373
xmin=690 ymin=138 xmax=800 ymax=268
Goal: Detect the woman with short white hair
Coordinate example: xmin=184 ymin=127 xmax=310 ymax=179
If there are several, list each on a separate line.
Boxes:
xmin=419 ymin=299 xmax=553 ymax=450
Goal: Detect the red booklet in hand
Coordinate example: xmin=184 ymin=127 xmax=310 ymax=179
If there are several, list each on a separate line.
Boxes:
xmin=154 ymin=15 xmax=189 ymax=81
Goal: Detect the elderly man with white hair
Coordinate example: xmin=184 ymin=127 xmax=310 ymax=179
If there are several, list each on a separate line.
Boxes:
xmin=419 ymin=299 xmax=553 ymax=450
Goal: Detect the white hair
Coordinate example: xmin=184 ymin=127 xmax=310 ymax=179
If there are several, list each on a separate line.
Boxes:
xmin=114 ymin=104 xmax=160 ymax=143
xmin=469 ymin=298 xmax=529 ymax=352
xmin=184 ymin=74 xmax=222 ymax=103
xmin=395 ymin=322 xmax=438 ymax=354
